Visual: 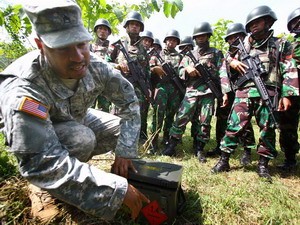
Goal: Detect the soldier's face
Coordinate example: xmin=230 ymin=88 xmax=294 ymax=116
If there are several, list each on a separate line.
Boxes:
xmin=165 ymin=37 xmax=178 ymax=49
xmin=227 ymin=33 xmax=245 ymax=45
xmin=127 ymin=21 xmax=141 ymax=34
xmin=36 ymin=39 xmax=90 ymax=80
xmin=96 ymin=25 xmax=110 ymax=40
xmin=194 ymin=34 xmax=209 ymax=45
xmin=142 ymin=37 xmax=153 ymax=50
xmin=248 ymin=18 xmax=265 ymax=36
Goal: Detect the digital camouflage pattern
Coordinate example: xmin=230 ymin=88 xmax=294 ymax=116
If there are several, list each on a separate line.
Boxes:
xmin=0 ymin=50 xmax=140 ymax=219
xmin=220 ymin=33 xmax=300 ymax=158
xmin=150 ymin=47 xmax=183 ymax=145
xmin=169 ymin=46 xmax=223 ymax=143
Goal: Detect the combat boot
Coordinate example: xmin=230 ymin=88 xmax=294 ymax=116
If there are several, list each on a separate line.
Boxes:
xmin=240 ymin=148 xmax=252 ymax=166
xmin=257 ymin=156 xmax=272 ymax=182
xmin=211 ymin=152 xmax=230 ymax=173
xmin=28 ymin=184 xmax=60 ymax=223
xmin=206 ymin=143 xmax=221 ymax=157
xmin=195 ymin=140 xmax=207 ymax=163
xmin=277 ymin=153 xmax=297 ymax=171
xmin=161 ymin=137 xmax=179 ymax=156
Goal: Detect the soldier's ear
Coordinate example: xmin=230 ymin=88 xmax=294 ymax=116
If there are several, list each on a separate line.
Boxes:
xmin=34 ymin=38 xmax=44 ymax=55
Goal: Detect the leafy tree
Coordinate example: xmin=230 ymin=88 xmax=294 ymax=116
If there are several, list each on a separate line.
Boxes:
xmin=0 ymin=0 xmax=183 ymax=69
xmin=210 ymin=19 xmax=233 ymax=54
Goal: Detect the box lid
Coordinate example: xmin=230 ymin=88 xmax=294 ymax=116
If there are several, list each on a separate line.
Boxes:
xmin=128 ymin=159 xmax=183 ymax=189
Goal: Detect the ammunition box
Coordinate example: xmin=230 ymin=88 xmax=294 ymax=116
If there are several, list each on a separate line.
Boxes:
xmin=128 ymin=159 xmax=186 ymax=224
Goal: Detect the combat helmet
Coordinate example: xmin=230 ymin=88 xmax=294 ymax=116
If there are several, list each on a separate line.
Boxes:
xmin=123 ymin=11 xmax=144 ymax=31
xmin=163 ymin=29 xmax=180 ymax=44
xmin=178 ymin=36 xmax=194 ymax=50
xmin=287 ymin=7 xmax=300 ymax=32
xmin=153 ymin=38 xmax=162 ymax=50
xmin=224 ymin=23 xmax=246 ymax=42
xmin=140 ymin=30 xmax=154 ymax=43
xmin=245 ymin=5 xmax=277 ymax=33
xmin=192 ymin=22 xmax=213 ymax=39
xmin=93 ymin=18 xmax=111 ymax=34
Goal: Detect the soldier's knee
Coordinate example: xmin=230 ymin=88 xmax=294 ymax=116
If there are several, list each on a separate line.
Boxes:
xmin=54 ymin=121 xmax=96 ymax=162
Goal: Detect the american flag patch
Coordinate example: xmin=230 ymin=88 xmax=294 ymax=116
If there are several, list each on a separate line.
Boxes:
xmin=19 ymin=97 xmax=49 ymax=120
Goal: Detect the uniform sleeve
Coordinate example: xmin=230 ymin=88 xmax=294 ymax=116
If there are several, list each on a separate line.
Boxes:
xmin=280 ymin=40 xmax=300 ymax=97
xmin=219 ymin=59 xmax=232 ymax=94
xmin=0 ymin=82 xmax=128 ymax=220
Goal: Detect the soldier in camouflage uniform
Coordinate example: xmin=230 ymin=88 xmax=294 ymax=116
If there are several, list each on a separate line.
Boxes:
xmin=109 ymin=11 xmax=152 ymax=142
xmin=0 ymin=1 xmax=149 ymax=222
xmin=162 ymin=23 xmax=223 ymax=163
xmin=208 ymin=23 xmax=256 ymax=167
xmin=90 ymin=18 xmax=112 ymax=112
xmin=277 ymin=8 xmax=300 ymax=171
xmin=212 ymin=5 xmax=299 ymax=182
xmin=150 ymin=29 xmax=183 ymax=152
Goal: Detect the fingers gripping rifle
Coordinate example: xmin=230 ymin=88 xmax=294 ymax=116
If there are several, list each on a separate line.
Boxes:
xmin=112 ymin=39 xmax=153 ymax=104
xmin=231 ymin=38 xmax=279 ymax=128
xmin=179 ymin=46 xmax=223 ymax=100
xmin=148 ymin=48 xmax=186 ymax=94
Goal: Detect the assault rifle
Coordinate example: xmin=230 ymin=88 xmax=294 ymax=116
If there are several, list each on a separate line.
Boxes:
xmin=230 ymin=38 xmax=279 ymax=128
xmin=179 ymin=46 xmax=223 ymax=100
xmin=112 ymin=39 xmax=153 ymax=104
xmin=148 ymin=48 xmax=186 ymax=95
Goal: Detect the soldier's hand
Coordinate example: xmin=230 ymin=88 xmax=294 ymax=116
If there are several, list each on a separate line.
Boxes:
xmin=117 ymin=63 xmax=130 ymax=74
xmin=151 ymin=66 xmax=165 ymax=77
xmin=278 ymin=97 xmax=291 ymax=111
xmin=111 ymin=156 xmax=137 ymax=178
xmin=230 ymin=59 xmax=248 ymax=74
xmin=123 ymin=184 xmax=150 ymax=220
xmin=221 ymin=93 xmax=228 ymax=107
xmin=185 ymin=66 xmax=200 ymax=77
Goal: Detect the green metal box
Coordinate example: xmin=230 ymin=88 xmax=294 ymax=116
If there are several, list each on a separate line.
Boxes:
xmin=128 ymin=159 xmax=186 ymax=224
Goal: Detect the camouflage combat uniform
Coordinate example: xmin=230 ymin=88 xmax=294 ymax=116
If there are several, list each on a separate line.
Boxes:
xmin=150 ymin=47 xmax=183 ymax=148
xmin=0 ymin=50 xmax=140 ymax=219
xmin=278 ymin=34 xmax=300 ymax=167
xmin=169 ymin=43 xmax=223 ymax=151
xmin=110 ymin=34 xmax=151 ymax=140
xmin=90 ymin=39 xmax=112 ymax=112
xmin=220 ymin=32 xmax=299 ymax=159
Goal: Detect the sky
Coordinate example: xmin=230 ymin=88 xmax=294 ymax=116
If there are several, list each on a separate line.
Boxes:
xmin=2 ymin=0 xmax=300 ymax=44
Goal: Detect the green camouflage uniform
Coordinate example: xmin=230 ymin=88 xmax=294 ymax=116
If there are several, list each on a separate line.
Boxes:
xmin=220 ymin=32 xmax=299 ymax=159
xmin=169 ymin=44 xmax=223 ymax=144
xmin=110 ymin=34 xmax=151 ymax=140
xmin=279 ymin=35 xmax=300 ymax=160
xmin=0 ymin=51 xmax=140 ymax=219
xmin=150 ymin=48 xmax=183 ymax=144
xmin=90 ymin=39 xmax=112 ymax=112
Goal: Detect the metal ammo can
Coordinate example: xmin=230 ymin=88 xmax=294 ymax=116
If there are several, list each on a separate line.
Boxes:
xmin=128 ymin=159 xmax=186 ymax=224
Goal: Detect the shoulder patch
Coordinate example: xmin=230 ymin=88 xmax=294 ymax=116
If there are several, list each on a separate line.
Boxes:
xmin=19 ymin=97 xmax=49 ymax=120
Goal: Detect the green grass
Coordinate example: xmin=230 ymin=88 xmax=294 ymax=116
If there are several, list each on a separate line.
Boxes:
xmin=0 ymin=118 xmax=299 ymax=225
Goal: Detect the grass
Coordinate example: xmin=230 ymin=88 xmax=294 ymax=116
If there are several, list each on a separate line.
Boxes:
xmin=0 ymin=117 xmax=300 ymax=225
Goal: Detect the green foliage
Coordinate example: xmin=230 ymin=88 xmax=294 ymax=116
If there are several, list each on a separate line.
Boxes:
xmin=0 ymin=134 xmax=18 ymax=182
xmin=210 ymin=19 xmax=233 ymax=53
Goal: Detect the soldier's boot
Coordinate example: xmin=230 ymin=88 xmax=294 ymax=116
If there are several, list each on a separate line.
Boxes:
xmin=211 ymin=152 xmax=231 ymax=173
xmin=257 ymin=156 xmax=272 ymax=182
xmin=28 ymin=184 xmax=59 ymax=223
xmin=195 ymin=141 xmax=207 ymax=163
xmin=240 ymin=148 xmax=252 ymax=166
xmin=277 ymin=153 xmax=297 ymax=171
xmin=206 ymin=143 xmax=221 ymax=157
xmin=161 ymin=137 xmax=179 ymax=156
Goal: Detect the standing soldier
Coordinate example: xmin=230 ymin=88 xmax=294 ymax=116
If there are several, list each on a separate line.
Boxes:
xmin=277 ymin=7 xmax=300 ymax=171
xmin=90 ymin=18 xmax=112 ymax=112
xmin=150 ymin=29 xmax=183 ymax=152
xmin=207 ymin=23 xmax=256 ymax=167
xmin=211 ymin=5 xmax=299 ymax=182
xmin=162 ymin=22 xmax=223 ymax=163
xmin=109 ymin=11 xmax=152 ymax=142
